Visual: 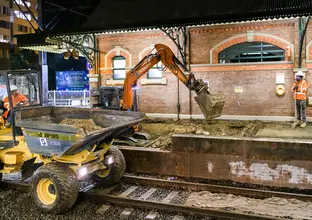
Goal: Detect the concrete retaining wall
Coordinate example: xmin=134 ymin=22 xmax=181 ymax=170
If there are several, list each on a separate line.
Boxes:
xmin=120 ymin=134 xmax=312 ymax=189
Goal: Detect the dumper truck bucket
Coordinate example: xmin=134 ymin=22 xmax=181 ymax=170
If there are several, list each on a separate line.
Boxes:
xmin=15 ymin=106 xmax=146 ymax=157
xmin=194 ymin=92 xmax=225 ymax=119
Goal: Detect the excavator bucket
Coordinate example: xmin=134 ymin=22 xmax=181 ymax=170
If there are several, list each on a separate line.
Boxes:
xmin=194 ymin=92 xmax=225 ymax=119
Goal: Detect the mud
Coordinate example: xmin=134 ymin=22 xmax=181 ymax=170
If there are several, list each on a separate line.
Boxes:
xmin=60 ymin=119 xmax=102 ymax=133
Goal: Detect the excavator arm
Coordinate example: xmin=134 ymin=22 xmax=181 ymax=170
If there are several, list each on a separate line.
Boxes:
xmin=123 ymin=44 xmax=225 ymax=119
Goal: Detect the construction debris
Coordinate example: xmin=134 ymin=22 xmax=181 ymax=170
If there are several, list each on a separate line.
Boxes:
xmin=134 ymin=119 xmax=264 ymax=150
xmin=186 ymin=191 xmax=312 ymax=219
xmin=60 ymin=119 xmax=102 ymax=133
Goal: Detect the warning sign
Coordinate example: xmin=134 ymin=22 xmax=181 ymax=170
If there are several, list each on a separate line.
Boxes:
xmin=235 ymin=86 xmax=243 ymax=93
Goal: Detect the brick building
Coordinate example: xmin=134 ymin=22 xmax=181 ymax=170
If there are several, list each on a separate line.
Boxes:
xmin=16 ymin=0 xmax=312 ymax=119
xmin=97 ymin=19 xmax=312 ymax=118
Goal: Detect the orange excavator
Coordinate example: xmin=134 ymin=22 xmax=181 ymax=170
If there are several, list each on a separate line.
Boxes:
xmin=99 ymin=44 xmax=225 ymax=119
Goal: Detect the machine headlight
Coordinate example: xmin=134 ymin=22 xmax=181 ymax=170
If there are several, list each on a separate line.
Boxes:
xmin=78 ymin=167 xmax=88 ymax=177
xmin=104 ymin=155 xmax=114 ymax=165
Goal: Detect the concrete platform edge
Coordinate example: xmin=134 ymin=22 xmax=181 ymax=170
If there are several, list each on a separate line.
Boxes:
xmin=145 ymin=114 xmax=306 ymax=122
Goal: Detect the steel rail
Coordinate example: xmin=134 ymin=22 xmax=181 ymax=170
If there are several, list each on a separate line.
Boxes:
xmin=122 ymin=175 xmax=312 ymax=202
xmin=1 ymin=175 xmax=311 ymax=219
xmin=84 ymin=192 xmax=280 ymax=220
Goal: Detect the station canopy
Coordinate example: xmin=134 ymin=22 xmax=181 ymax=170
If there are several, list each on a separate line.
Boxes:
xmin=17 ymin=0 xmax=312 ymax=52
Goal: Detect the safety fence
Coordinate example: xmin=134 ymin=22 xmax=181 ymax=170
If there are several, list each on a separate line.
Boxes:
xmin=48 ymin=90 xmax=90 ymax=107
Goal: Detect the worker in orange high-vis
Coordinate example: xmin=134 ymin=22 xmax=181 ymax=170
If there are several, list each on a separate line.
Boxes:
xmin=3 ymin=84 xmax=28 ymax=128
xmin=291 ymin=71 xmax=308 ymax=128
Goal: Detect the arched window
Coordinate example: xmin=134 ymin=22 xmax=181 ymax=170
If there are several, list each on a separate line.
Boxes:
xmin=147 ymin=61 xmax=163 ymax=79
xmin=112 ymin=56 xmax=126 ymax=79
xmin=218 ymin=42 xmax=285 ymax=63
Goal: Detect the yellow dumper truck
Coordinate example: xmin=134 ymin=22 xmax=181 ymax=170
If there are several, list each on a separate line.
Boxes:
xmin=0 ymin=70 xmax=145 ymax=214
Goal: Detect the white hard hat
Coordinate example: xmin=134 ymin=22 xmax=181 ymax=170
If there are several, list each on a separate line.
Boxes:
xmin=295 ymin=71 xmax=304 ymax=77
xmin=10 ymin=84 xmax=18 ymax=91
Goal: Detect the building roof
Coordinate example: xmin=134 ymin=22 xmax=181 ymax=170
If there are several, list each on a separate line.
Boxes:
xmin=42 ymin=0 xmax=101 ymax=32
xmin=17 ymin=0 xmax=312 ymax=51
xmin=47 ymin=0 xmax=312 ymax=35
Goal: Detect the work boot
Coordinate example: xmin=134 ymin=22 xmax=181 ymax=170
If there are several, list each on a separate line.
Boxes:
xmin=4 ymin=122 xmax=11 ymax=128
xmin=300 ymin=121 xmax=307 ymax=128
xmin=291 ymin=120 xmax=300 ymax=129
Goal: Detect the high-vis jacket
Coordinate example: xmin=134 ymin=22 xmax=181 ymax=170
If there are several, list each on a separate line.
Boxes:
xmin=3 ymin=93 xmax=28 ymax=118
xmin=292 ymin=79 xmax=308 ymax=100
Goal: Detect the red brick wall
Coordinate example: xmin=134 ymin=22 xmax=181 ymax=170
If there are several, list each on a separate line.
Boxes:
xmin=99 ymin=32 xmax=176 ymax=72
xmin=97 ymin=19 xmax=312 ymax=117
xmin=190 ymin=19 xmax=296 ymax=64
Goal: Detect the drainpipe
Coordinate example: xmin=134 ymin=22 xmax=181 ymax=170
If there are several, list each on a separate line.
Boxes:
xmin=176 ymin=39 xmax=181 ymax=120
xmin=94 ymin=35 xmax=101 ymax=88
xmin=298 ymin=16 xmax=310 ymax=68
xmin=187 ymin=29 xmax=192 ymax=120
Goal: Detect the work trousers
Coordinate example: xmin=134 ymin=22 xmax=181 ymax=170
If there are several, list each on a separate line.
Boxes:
xmin=296 ymin=100 xmax=307 ymax=122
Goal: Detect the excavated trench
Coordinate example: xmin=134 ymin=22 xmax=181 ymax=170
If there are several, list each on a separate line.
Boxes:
xmin=134 ymin=118 xmax=268 ymax=150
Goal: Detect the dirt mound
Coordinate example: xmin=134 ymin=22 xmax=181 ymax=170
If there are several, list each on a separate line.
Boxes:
xmin=60 ymin=119 xmax=102 ymax=133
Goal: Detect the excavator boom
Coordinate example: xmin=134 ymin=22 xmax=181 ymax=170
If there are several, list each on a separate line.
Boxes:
xmin=122 ymin=44 xmax=225 ymax=119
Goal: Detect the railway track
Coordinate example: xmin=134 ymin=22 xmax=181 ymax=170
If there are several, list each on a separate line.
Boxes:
xmin=84 ymin=175 xmax=312 ymax=220
xmin=2 ymin=175 xmax=312 ymax=219
xmin=122 ymin=175 xmax=312 ymax=201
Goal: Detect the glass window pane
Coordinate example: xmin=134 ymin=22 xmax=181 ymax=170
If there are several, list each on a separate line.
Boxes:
xmin=7 ymin=72 xmax=41 ymax=106
xmin=218 ymin=42 xmax=285 ymax=63
xmin=148 ymin=68 xmax=162 ymax=79
xmin=113 ymin=70 xmax=126 ymax=79
xmin=113 ymin=58 xmax=126 ymax=68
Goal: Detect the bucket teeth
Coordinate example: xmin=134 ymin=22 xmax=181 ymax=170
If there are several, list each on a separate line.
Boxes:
xmin=194 ymin=93 xmax=225 ymax=119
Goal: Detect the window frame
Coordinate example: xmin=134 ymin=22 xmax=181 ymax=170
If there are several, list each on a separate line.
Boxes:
xmin=0 ymin=6 xmax=9 ymax=14
xmin=0 ymin=20 xmax=10 ymax=29
xmin=14 ymin=10 xmax=32 ymax=21
xmin=218 ymin=42 xmax=286 ymax=64
xmin=17 ymin=24 xmax=29 ymax=33
xmin=112 ymin=56 xmax=126 ymax=80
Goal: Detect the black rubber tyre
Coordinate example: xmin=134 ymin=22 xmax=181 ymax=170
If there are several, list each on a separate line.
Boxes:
xmin=93 ymin=146 xmax=126 ymax=186
xmin=31 ymin=163 xmax=79 ymax=214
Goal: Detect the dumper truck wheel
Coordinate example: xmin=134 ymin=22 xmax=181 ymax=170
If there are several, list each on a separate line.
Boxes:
xmin=93 ymin=146 xmax=126 ymax=186
xmin=31 ymin=163 xmax=79 ymax=214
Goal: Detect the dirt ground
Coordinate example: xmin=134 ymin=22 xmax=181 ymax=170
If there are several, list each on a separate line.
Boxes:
xmin=60 ymin=119 xmax=102 ymax=136
xmin=134 ymin=118 xmax=312 ymax=150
